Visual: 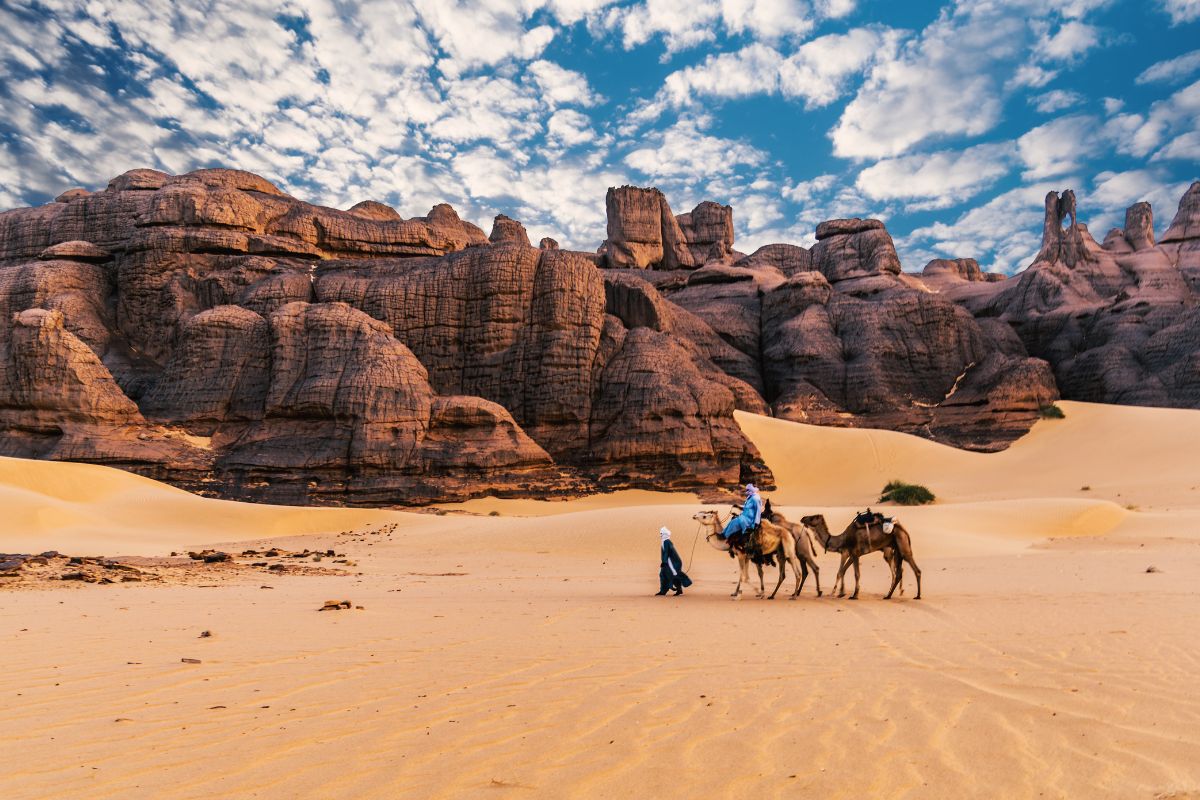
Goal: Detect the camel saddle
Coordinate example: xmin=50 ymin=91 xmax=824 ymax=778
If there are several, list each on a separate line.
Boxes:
xmin=855 ymin=509 xmax=895 ymax=533
xmin=728 ymin=525 xmax=775 ymax=566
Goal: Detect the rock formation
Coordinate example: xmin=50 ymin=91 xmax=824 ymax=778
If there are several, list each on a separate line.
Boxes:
xmin=0 ymin=169 xmax=771 ymax=504
xmin=943 ymin=182 xmax=1200 ymax=410
xmin=2 ymin=164 xmax=1196 ymax=505
xmin=599 ymin=186 xmax=694 ymax=270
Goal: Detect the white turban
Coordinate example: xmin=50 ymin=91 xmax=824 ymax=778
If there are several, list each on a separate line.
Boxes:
xmin=745 ymin=483 xmax=758 ymax=495
xmin=660 ymin=526 xmax=671 ymax=541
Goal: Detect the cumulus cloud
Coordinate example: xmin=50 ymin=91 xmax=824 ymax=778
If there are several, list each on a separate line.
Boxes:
xmin=831 ymin=0 xmax=1108 ymax=160
xmin=634 ymin=26 xmax=901 ymax=121
xmin=1029 ymin=89 xmax=1085 ymax=113
xmin=1111 ymin=79 xmax=1200 ymax=159
xmin=1037 ymin=20 xmax=1101 ymax=62
xmin=624 ymin=116 xmax=766 ymax=181
xmin=856 ymin=143 xmax=1017 ymax=210
xmin=1017 ymin=115 xmax=1103 ymax=179
xmin=1136 ymin=49 xmax=1200 ymax=84
xmin=0 ymin=0 xmax=1195 ymax=273
xmin=600 ymin=0 xmax=819 ymax=54
xmin=1159 ymin=0 xmax=1200 ymax=24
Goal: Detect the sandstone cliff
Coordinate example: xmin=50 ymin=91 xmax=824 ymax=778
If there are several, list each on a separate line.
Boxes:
xmin=0 ymin=169 xmax=770 ymax=504
xmin=2 ymin=166 xmax=1197 ymax=505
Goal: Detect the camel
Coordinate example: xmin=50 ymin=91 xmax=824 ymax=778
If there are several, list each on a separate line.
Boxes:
xmin=802 ymin=514 xmax=922 ymax=600
xmin=692 ymin=509 xmax=820 ymax=599
xmin=761 ymin=509 xmax=823 ymax=598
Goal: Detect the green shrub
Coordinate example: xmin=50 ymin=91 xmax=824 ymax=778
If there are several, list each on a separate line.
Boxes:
xmin=1039 ymin=403 xmax=1066 ymax=419
xmin=880 ymin=480 xmax=936 ymax=506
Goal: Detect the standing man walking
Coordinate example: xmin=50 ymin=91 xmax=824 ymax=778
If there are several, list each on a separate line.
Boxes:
xmin=656 ymin=526 xmax=692 ymax=596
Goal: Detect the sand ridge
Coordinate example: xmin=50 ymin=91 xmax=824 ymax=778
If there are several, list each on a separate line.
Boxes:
xmin=2 ymin=401 xmax=1200 ymax=798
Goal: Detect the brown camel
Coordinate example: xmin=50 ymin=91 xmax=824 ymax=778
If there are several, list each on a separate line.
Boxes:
xmin=761 ymin=509 xmax=823 ymax=597
xmin=693 ymin=510 xmax=815 ymax=599
xmin=802 ymin=514 xmax=922 ymax=600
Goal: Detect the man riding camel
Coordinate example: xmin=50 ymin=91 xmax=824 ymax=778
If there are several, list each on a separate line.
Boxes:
xmin=722 ymin=483 xmax=763 ymax=550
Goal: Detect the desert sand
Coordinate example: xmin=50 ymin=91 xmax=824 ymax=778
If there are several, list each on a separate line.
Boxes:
xmin=3 ymin=400 xmax=1200 ymax=799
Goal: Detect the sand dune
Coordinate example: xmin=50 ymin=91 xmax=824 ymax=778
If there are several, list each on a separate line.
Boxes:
xmin=3 ymin=401 xmax=1200 ymax=798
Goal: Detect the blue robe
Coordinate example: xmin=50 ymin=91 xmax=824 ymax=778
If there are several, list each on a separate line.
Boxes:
xmin=659 ymin=539 xmax=692 ymax=593
xmin=723 ymin=493 xmax=762 ymax=538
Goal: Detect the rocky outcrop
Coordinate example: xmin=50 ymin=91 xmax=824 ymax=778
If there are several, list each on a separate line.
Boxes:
xmin=947 ymin=186 xmax=1200 ymax=411
xmin=5 ymin=167 xmax=1197 ymax=502
xmin=759 ymin=276 xmax=1057 ymax=448
xmin=1162 ymin=181 xmax=1200 ymax=243
xmin=809 ymin=218 xmax=902 ymax=285
xmin=1035 ymin=189 xmax=1096 ymax=268
xmin=736 ymin=244 xmax=812 ymax=276
xmin=600 ymin=186 xmax=694 ymax=270
xmin=676 ymin=201 xmax=734 ymax=264
xmin=489 ymin=214 xmax=531 ymax=246
xmin=0 ymin=171 xmax=773 ymax=503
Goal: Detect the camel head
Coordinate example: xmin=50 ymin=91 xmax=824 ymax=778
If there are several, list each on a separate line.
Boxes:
xmin=801 ymin=514 xmax=831 ymax=551
xmin=693 ymin=510 xmax=730 ymax=551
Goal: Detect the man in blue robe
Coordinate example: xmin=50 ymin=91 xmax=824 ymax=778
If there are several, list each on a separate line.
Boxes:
xmin=656 ymin=526 xmax=692 ymax=596
xmin=723 ymin=483 xmax=762 ymax=544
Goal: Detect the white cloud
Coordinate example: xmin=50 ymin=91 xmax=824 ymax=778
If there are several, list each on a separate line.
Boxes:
xmin=1136 ymin=49 xmax=1200 ymax=84
xmin=643 ymin=26 xmax=899 ymax=119
xmin=1089 ymin=169 xmax=1189 ymax=210
xmin=902 ymin=180 xmax=1072 ymax=274
xmin=1112 ymin=78 xmax=1200 ymax=158
xmin=1029 ymin=89 xmax=1085 ymax=113
xmin=1017 ymin=115 xmax=1102 ymax=179
xmin=547 ymin=109 xmax=596 ymax=147
xmin=624 ymin=116 xmax=765 ymax=181
xmin=1153 ymin=130 xmax=1200 ymax=161
xmin=527 ymin=60 xmax=601 ymax=107
xmin=856 ymin=143 xmax=1017 ymax=209
xmin=1159 ymin=0 xmax=1200 ymax=24
xmin=1009 ymin=64 xmax=1059 ymax=90
xmin=778 ymin=27 xmax=904 ymax=107
xmin=831 ymin=0 xmax=1113 ymax=160
xmin=831 ymin=1 xmax=1033 ymax=159
xmin=783 ymin=174 xmax=837 ymax=203
xmin=411 ymin=0 xmax=554 ymax=76
xmin=598 ymin=0 xmax=849 ymax=55
xmin=659 ymin=43 xmax=784 ymax=106
xmin=1038 ymin=20 xmax=1101 ymax=62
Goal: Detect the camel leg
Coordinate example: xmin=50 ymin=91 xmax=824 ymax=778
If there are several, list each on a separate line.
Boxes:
xmin=755 ymin=560 xmax=766 ymax=598
xmin=796 ymin=559 xmax=808 ymax=595
xmin=894 ymin=528 xmax=922 ymax=600
xmin=732 ymin=553 xmax=746 ymax=598
xmin=834 ymin=555 xmax=851 ymax=598
xmin=884 ymin=555 xmax=903 ymax=599
xmin=803 ymin=552 xmax=822 ymax=597
xmin=849 ymin=557 xmax=861 ymax=599
xmin=769 ymin=555 xmax=786 ymax=599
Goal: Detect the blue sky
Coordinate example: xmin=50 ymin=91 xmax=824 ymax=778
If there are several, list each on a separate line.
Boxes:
xmin=1 ymin=0 xmax=1197 ymax=274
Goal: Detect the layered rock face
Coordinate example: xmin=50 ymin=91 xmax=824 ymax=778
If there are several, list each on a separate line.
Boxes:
xmin=655 ymin=219 xmax=1056 ymax=449
xmin=944 ymin=183 xmax=1200 ymax=409
xmin=4 ymin=166 xmax=1196 ymax=503
xmin=0 ymin=169 xmax=770 ymax=503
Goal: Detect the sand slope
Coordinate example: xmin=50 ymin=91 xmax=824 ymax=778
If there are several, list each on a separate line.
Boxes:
xmin=3 ymin=401 xmax=1200 ymax=798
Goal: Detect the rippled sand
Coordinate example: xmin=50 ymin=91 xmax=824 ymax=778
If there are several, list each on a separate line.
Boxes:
xmin=3 ymin=401 xmax=1199 ymax=798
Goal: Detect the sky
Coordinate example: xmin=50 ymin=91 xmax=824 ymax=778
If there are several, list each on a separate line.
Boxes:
xmin=0 ymin=0 xmax=1198 ymax=274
